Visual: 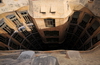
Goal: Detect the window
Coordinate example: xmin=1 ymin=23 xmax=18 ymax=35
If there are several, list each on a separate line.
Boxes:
xmin=20 ymin=11 xmax=37 ymax=33
xmin=87 ymin=27 xmax=94 ymax=35
xmin=22 ymin=40 xmax=30 ymax=48
xmin=0 ymin=46 xmax=7 ymax=50
xmin=81 ymin=33 xmax=89 ymax=43
xmin=33 ymin=33 xmax=41 ymax=39
xmin=20 ymin=28 xmax=30 ymax=37
xmin=0 ymin=36 xmax=5 ymax=43
xmin=12 ymin=33 xmax=24 ymax=43
xmin=65 ymin=33 xmax=73 ymax=43
xmin=75 ymin=40 xmax=83 ymax=49
xmin=75 ymin=26 xmax=83 ymax=36
xmin=66 ymin=33 xmax=73 ymax=39
xmin=84 ymin=41 xmax=92 ymax=50
xmin=71 ymin=35 xmax=78 ymax=43
xmin=71 ymin=11 xmax=80 ymax=24
xmin=68 ymin=25 xmax=76 ymax=33
xmin=10 ymin=40 xmax=20 ymax=49
xmin=64 ymin=33 xmax=75 ymax=49
xmin=89 ymin=16 xmax=94 ymax=23
xmin=87 ymin=21 xmax=100 ymax=35
xmin=83 ymin=14 xmax=91 ymax=22
xmin=20 ymin=11 xmax=32 ymax=24
xmin=79 ymin=21 xmax=87 ymax=28
xmin=79 ymin=14 xmax=91 ymax=28
xmin=92 ymin=34 xmax=100 ymax=45
xmin=44 ymin=19 xmax=55 ymax=27
xmin=6 ymin=15 xmax=23 ymax=28
xmin=92 ymin=37 xmax=98 ymax=45
xmin=0 ymin=19 xmax=14 ymax=35
xmin=32 ymin=41 xmax=42 ymax=50
xmin=27 ymin=35 xmax=35 ymax=43
xmin=0 ymin=35 xmax=8 ymax=44
xmin=28 ymin=25 xmax=37 ymax=33
xmin=44 ymin=31 xmax=59 ymax=36
xmin=80 ymin=41 xmax=92 ymax=50
xmin=46 ymin=38 xmax=59 ymax=42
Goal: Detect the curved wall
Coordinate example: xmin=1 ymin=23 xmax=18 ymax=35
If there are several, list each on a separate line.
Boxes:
xmin=0 ymin=0 xmax=100 ymax=50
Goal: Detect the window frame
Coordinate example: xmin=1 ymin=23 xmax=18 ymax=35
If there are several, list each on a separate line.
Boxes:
xmin=44 ymin=18 xmax=55 ymax=27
